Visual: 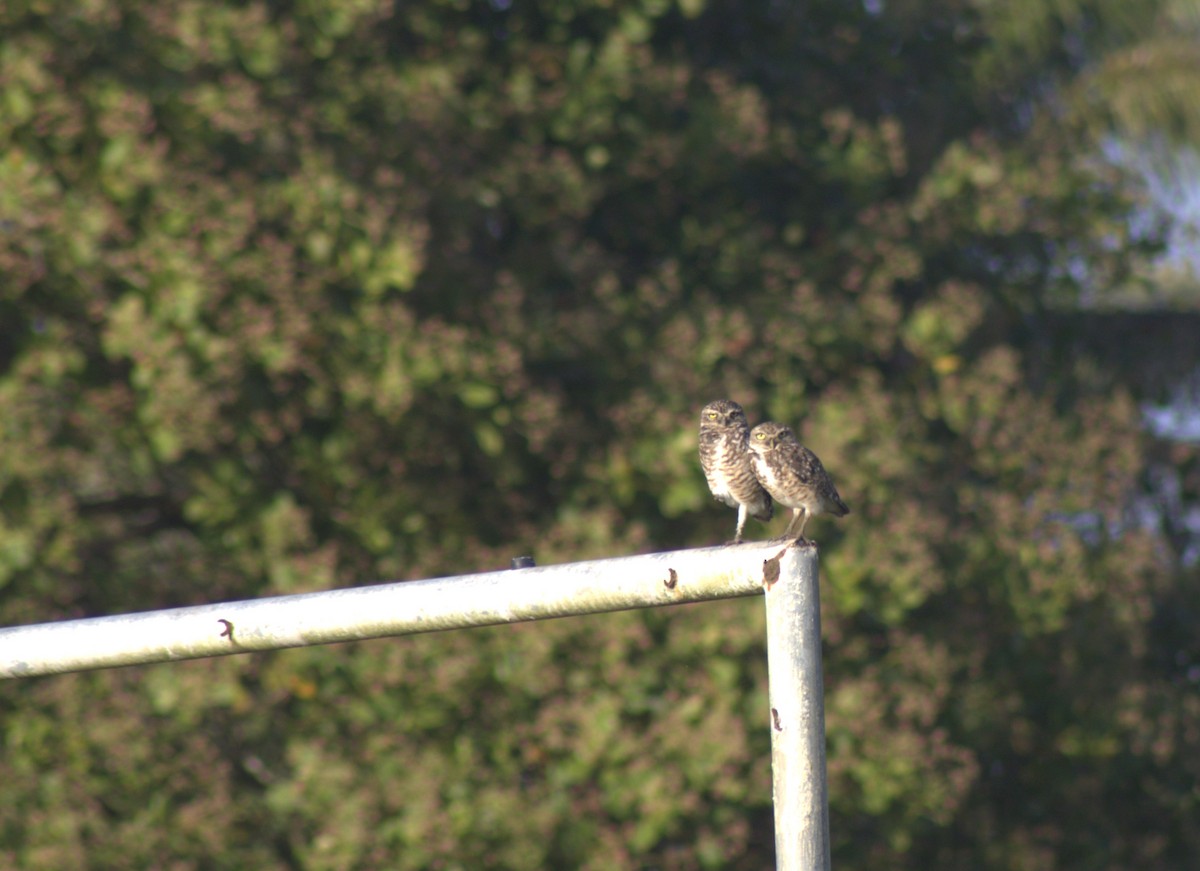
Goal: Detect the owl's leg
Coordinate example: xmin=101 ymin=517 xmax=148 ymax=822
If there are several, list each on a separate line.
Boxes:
xmin=775 ymin=507 xmax=802 ymax=542
xmin=729 ymin=503 xmax=749 ymax=544
xmin=791 ymin=509 xmax=813 ymax=546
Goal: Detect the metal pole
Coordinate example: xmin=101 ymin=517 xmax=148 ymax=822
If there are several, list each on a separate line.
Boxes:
xmin=763 ymin=544 xmax=831 ymax=871
xmin=0 ymin=543 xmax=780 ymax=679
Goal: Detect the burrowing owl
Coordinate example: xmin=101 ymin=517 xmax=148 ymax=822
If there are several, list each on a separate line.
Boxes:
xmin=699 ymin=400 xmax=773 ymax=543
xmin=748 ymin=421 xmax=849 ymax=545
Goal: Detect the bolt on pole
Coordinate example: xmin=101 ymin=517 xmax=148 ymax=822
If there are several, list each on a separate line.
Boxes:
xmin=763 ymin=544 xmax=831 ymax=871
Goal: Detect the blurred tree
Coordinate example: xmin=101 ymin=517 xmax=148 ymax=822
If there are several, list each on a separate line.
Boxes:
xmin=1 ymin=0 xmax=1198 ymax=868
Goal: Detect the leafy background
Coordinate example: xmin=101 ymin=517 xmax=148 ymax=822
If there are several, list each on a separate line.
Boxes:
xmin=2 ymin=0 xmax=1199 ymax=867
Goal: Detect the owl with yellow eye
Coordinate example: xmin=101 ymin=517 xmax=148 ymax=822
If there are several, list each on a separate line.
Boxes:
xmin=698 ymin=400 xmax=773 ymax=543
xmin=747 ymin=421 xmax=849 ymax=545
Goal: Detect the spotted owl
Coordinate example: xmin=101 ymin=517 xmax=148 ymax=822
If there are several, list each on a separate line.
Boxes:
xmin=699 ymin=399 xmax=773 ymax=543
xmin=748 ymin=421 xmax=849 ymax=545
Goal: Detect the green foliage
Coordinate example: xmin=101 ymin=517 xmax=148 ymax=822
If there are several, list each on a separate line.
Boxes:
xmin=2 ymin=0 xmax=1198 ymax=867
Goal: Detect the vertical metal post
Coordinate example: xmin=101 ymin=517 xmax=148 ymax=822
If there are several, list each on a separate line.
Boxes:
xmin=763 ymin=545 xmax=831 ymax=871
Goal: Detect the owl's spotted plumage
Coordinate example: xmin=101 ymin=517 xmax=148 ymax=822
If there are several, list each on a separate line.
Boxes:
xmin=748 ymin=421 xmax=849 ymax=545
xmin=699 ymin=400 xmax=773 ymax=543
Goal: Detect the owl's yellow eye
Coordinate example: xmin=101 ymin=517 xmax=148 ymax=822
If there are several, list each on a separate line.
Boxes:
xmin=707 ymin=412 xmax=717 ymax=420
xmin=755 ymin=432 xmax=765 ymax=440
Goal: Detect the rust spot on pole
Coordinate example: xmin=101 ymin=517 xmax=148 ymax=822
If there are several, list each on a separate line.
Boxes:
xmin=763 ymin=557 xmax=781 ymax=589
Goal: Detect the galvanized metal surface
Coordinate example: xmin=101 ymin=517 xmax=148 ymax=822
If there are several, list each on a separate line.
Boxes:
xmin=763 ymin=545 xmax=831 ymax=871
xmin=0 ymin=543 xmax=783 ymax=679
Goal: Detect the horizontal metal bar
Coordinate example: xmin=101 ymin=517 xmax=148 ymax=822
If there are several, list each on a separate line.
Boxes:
xmin=1 ymin=543 xmax=789 ymax=679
